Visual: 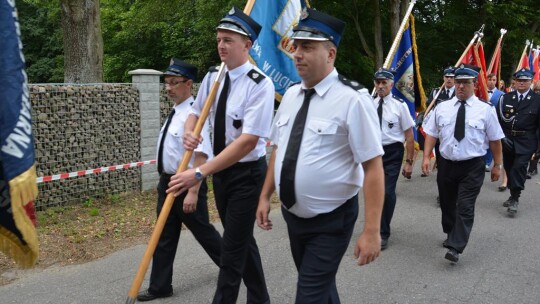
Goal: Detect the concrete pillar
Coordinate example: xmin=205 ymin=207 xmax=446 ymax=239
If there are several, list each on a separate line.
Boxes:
xmin=129 ymin=69 xmax=162 ymax=191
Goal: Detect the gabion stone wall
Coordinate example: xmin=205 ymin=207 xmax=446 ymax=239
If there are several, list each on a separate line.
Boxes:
xmin=31 ymin=84 xmax=141 ymax=209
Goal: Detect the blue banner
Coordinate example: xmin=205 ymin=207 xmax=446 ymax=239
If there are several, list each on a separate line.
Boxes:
xmin=389 ymin=16 xmax=426 ymax=141
xmin=1 ymin=0 xmax=34 ymax=181
xmin=1 ymin=0 xmax=39 ymax=268
xmin=249 ymin=0 xmax=307 ymax=100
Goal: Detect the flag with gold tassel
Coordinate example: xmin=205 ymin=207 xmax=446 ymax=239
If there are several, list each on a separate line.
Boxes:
xmin=0 ymin=0 xmax=39 ymax=268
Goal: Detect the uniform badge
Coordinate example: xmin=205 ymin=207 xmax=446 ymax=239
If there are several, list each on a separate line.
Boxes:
xmin=527 ymin=95 xmax=531 ymax=100
xmin=512 ymin=95 xmax=516 ymax=100
xmin=252 ymin=72 xmax=259 ymax=79
xmin=388 ymin=122 xmax=394 ymax=129
xmin=510 ymin=109 xmax=514 ymax=113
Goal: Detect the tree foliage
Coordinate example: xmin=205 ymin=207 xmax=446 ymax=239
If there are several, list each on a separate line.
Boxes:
xmin=17 ymin=0 xmax=540 ymax=88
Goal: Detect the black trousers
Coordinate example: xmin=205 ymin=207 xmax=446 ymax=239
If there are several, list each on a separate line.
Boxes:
xmin=149 ymin=174 xmax=222 ymax=295
xmin=437 ymin=157 xmax=484 ymax=253
xmin=381 ymin=142 xmax=404 ymax=240
xmin=282 ymin=196 xmax=359 ymax=304
xmin=503 ymin=151 xmax=532 ymax=200
xmin=212 ymin=157 xmax=269 ymax=304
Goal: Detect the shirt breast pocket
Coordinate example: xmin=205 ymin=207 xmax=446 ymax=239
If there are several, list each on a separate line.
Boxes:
xmin=227 ymin=106 xmax=244 ymax=135
xmin=466 ymin=119 xmax=485 ymax=145
xmin=275 ymin=115 xmax=290 ymax=146
xmin=383 ymin=113 xmax=400 ymax=133
xmin=305 ymin=118 xmax=338 ymax=157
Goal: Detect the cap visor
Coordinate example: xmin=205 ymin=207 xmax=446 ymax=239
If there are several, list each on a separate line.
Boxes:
xmin=216 ymin=23 xmax=249 ymax=37
xmin=291 ymin=30 xmax=330 ymax=41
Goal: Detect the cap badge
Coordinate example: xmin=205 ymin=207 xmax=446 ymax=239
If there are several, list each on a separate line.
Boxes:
xmin=460 ymin=64 xmax=465 ymax=68
xmin=229 ymin=7 xmax=235 ymax=15
xmin=170 ymin=58 xmax=174 ymax=65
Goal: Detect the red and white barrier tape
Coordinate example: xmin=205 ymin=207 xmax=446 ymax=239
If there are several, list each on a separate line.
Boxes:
xmin=36 ymin=141 xmax=273 ymax=184
xmin=36 ymin=160 xmax=156 ymax=184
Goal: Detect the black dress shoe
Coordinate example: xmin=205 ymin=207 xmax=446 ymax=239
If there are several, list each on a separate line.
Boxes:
xmin=526 ymin=172 xmax=532 ymax=179
xmin=502 ymin=196 xmax=514 ymax=207
xmin=381 ymin=238 xmax=389 ymax=250
xmin=507 ymin=199 xmax=519 ymax=216
xmin=137 ymin=290 xmax=173 ymax=302
xmin=445 ymin=248 xmax=459 ymax=263
xmin=442 ymin=238 xmax=449 ymax=248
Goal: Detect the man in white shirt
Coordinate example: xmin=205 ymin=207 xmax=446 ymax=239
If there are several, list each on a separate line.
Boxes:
xmin=166 ymin=7 xmax=273 ymax=304
xmin=256 ymin=8 xmax=384 ymax=303
xmin=373 ymin=68 xmax=415 ymax=250
xmin=422 ymin=64 xmax=504 ymax=263
xmin=137 ymin=59 xmax=222 ymax=302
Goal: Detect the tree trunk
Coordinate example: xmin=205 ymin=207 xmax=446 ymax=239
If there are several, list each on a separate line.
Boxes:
xmin=346 ymin=0 xmax=374 ymax=59
xmin=60 ymin=0 xmax=103 ymax=83
xmin=373 ymin=0 xmax=383 ymax=68
xmin=400 ymin=0 xmax=411 ymax=21
xmin=390 ymin=0 xmax=400 ymax=42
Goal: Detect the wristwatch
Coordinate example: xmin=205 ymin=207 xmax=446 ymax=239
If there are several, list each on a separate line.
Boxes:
xmin=405 ymin=159 xmax=414 ymax=165
xmin=195 ymin=167 xmax=204 ymax=181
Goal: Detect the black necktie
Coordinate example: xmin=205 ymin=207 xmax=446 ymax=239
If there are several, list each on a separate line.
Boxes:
xmin=488 ymin=90 xmax=493 ymax=94
xmin=446 ymin=89 xmax=450 ymax=96
xmin=454 ymin=100 xmax=465 ymax=142
xmin=519 ymin=94 xmax=524 ymax=102
xmin=157 ymin=108 xmax=176 ymax=175
xmin=213 ymin=72 xmax=230 ymax=156
xmin=377 ymin=98 xmax=383 ymax=128
xmin=280 ymin=88 xmax=316 ymax=209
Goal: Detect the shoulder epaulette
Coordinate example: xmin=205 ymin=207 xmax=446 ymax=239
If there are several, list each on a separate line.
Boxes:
xmin=247 ymin=69 xmax=265 ymax=84
xmin=208 ymin=65 xmax=220 ymax=73
xmin=338 ymin=74 xmax=365 ymax=91
xmin=480 ymin=98 xmax=492 ymax=106
xmin=392 ymin=95 xmax=405 ymax=103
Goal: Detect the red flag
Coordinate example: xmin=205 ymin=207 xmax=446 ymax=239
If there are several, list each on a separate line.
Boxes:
xmin=533 ymin=48 xmax=539 ymax=83
xmin=516 ymin=43 xmax=530 ymax=71
xmin=460 ymin=42 xmax=489 ymax=101
xmin=487 ymin=30 xmax=506 ymax=87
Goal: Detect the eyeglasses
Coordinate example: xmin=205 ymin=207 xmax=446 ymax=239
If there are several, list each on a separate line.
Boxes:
xmin=455 ymin=80 xmax=473 ymax=86
xmin=164 ymin=79 xmax=189 ymax=86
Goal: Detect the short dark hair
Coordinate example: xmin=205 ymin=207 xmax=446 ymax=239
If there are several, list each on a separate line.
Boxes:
xmin=487 ymin=73 xmax=496 ymax=78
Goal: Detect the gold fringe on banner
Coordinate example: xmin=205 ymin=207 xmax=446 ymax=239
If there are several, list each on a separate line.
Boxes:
xmin=0 ymin=165 xmax=39 ymax=268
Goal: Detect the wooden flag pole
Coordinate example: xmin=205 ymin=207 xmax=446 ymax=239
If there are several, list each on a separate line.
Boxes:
xmin=125 ymin=1 xmax=255 ymax=302
xmin=423 ymin=26 xmax=484 ymax=117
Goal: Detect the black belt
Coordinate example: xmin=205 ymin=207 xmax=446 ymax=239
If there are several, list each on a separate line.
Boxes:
xmin=441 ymin=156 xmax=483 ymax=164
xmin=228 ymin=156 xmax=266 ymax=169
xmin=383 ymin=142 xmax=404 ymax=150
xmin=503 ymin=129 xmax=536 ymax=137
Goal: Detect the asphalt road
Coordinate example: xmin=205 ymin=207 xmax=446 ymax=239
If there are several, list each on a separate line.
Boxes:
xmin=2 ymin=162 xmax=540 ymax=304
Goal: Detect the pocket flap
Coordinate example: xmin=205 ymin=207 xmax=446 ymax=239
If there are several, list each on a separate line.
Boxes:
xmin=307 ymin=119 xmax=337 ymax=134
xmin=275 ymin=115 xmax=290 ymax=127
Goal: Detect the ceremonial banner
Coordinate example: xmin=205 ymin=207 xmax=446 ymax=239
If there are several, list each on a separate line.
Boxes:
xmin=388 ymin=15 xmax=426 ymax=143
xmin=248 ymin=0 xmax=308 ymax=100
xmin=0 ymin=0 xmax=39 ymax=268
xmin=487 ymin=30 xmax=506 ymax=87
xmin=532 ymin=47 xmax=539 ymax=83
xmin=460 ymin=42 xmax=489 ymax=101
xmin=516 ymin=45 xmax=530 ymax=71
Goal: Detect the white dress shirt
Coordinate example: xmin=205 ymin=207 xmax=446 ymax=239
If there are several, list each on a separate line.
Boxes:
xmin=374 ymin=95 xmax=415 ymax=145
xmin=423 ymin=95 xmax=504 ymax=161
xmin=271 ymin=69 xmax=384 ymax=218
xmin=157 ymin=97 xmax=212 ymax=174
xmin=191 ymin=61 xmax=275 ymax=161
